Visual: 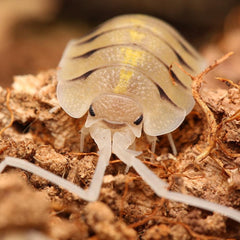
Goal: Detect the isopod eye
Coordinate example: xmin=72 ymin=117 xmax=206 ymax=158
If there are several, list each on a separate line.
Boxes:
xmin=134 ymin=114 xmax=143 ymax=125
xmin=89 ymin=104 xmax=95 ymax=117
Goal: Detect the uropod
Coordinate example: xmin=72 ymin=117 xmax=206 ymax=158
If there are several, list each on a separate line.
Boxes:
xmin=1 ymin=14 xmax=240 ymax=223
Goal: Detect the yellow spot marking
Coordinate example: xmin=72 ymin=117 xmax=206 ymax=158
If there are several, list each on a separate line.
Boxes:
xmin=114 ymin=47 xmax=144 ymax=94
xmin=114 ymin=69 xmax=133 ymax=94
xmin=121 ymin=48 xmax=143 ymax=66
xmin=129 ymin=30 xmax=145 ymax=42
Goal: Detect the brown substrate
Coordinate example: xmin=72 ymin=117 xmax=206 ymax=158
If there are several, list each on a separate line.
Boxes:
xmin=0 ymin=61 xmax=239 ymax=240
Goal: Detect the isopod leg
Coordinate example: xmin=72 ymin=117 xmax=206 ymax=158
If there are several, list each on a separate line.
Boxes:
xmin=87 ymin=127 xmax=112 ymax=199
xmin=146 ymin=135 xmax=157 ymax=160
xmin=146 ymin=133 xmax=177 ymax=156
xmin=80 ymin=126 xmax=89 ymax=152
xmin=167 ymin=133 xmax=177 ymax=155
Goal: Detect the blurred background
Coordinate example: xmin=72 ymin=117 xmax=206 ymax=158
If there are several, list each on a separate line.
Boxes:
xmin=0 ymin=0 xmax=240 ymax=87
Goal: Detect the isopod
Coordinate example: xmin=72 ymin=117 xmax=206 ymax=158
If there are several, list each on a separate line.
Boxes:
xmin=1 ymin=14 xmax=240 ymax=223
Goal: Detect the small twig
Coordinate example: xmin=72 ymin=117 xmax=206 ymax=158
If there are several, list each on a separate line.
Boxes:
xmin=109 ymin=159 xmax=122 ymax=164
xmin=120 ymin=176 xmax=136 ymax=219
xmin=172 ymin=173 xmax=205 ymax=180
xmin=146 ymin=148 xmax=158 ymax=160
xmin=216 ymin=77 xmax=240 ymax=90
xmin=217 ymin=140 xmax=240 ymax=158
xmin=70 ymin=152 xmax=99 ymax=157
xmin=173 ymin=52 xmax=235 ymax=162
xmin=192 ymin=53 xmax=234 ymax=161
xmin=0 ymin=145 xmax=9 ymax=154
xmin=210 ymin=153 xmax=237 ymax=177
xmin=220 ymin=109 xmax=240 ymax=125
xmin=142 ymin=160 xmax=164 ymax=168
xmin=197 ymin=52 xmax=234 ymax=80
xmin=194 ymin=53 xmax=233 ymax=161
xmin=216 ymin=109 xmax=240 ymax=158
xmin=173 ymin=61 xmax=194 ymax=80
xmin=0 ymin=88 xmax=14 ymax=136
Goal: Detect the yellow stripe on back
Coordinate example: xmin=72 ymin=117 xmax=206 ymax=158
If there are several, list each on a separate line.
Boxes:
xmin=121 ymin=48 xmax=143 ymax=66
xmin=129 ymin=30 xmax=145 ymax=42
xmin=114 ymin=47 xmax=144 ymax=94
xmin=114 ymin=69 xmax=133 ymax=94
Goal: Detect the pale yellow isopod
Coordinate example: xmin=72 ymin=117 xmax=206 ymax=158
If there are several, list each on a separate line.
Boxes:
xmin=57 ymin=14 xmax=204 ymax=138
xmin=2 ymin=14 xmax=240 ymax=223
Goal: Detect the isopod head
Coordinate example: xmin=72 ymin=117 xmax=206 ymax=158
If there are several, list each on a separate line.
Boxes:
xmin=85 ymin=93 xmax=143 ymax=138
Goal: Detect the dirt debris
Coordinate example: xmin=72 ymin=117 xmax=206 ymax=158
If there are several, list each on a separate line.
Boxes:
xmin=0 ymin=172 xmax=50 ymax=233
xmin=49 ymin=216 xmax=88 ymax=240
xmin=1 ymin=231 xmax=52 ymax=240
xmin=84 ymin=202 xmax=136 ymax=240
xmin=143 ymin=224 xmax=171 ymax=240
